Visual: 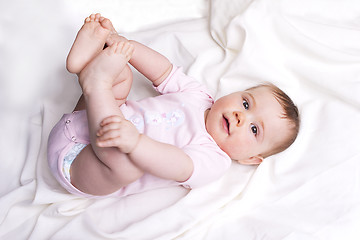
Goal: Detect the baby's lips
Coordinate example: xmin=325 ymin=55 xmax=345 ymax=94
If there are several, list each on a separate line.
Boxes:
xmin=222 ymin=115 xmax=230 ymax=135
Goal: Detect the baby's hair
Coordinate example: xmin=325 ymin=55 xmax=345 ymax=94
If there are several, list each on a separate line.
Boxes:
xmin=247 ymin=83 xmax=300 ymax=158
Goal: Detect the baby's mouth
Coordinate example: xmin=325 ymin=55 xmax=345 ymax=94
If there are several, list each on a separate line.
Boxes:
xmin=222 ymin=115 xmax=230 ymax=134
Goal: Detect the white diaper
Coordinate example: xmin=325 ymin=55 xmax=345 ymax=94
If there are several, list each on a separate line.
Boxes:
xmin=62 ymin=143 xmax=87 ymax=182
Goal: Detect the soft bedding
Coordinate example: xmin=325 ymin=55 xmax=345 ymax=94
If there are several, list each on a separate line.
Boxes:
xmin=1 ymin=0 xmax=359 ymax=239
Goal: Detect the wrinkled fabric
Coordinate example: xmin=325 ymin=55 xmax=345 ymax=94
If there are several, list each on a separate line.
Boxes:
xmin=1 ymin=0 xmax=359 ymax=239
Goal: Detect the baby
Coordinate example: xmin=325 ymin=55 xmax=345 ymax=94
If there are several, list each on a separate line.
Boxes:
xmin=48 ymin=14 xmax=300 ymax=198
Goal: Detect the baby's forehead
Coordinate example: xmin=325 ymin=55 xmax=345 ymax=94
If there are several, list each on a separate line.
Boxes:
xmin=245 ymin=85 xmax=273 ymax=93
xmin=247 ymin=87 xmax=289 ymax=128
xmin=242 ymin=87 xmax=278 ymax=103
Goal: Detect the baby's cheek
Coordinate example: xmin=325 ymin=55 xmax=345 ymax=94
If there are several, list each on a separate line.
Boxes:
xmin=228 ymin=137 xmax=254 ymax=158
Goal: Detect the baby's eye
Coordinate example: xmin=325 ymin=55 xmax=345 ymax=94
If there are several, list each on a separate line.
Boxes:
xmin=251 ymin=124 xmax=258 ymax=135
xmin=242 ymin=99 xmax=249 ymax=110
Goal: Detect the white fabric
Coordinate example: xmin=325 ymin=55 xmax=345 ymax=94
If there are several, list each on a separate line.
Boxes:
xmin=1 ymin=0 xmax=359 ymax=239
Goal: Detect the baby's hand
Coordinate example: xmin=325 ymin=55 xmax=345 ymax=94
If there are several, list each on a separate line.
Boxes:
xmin=96 ymin=115 xmax=140 ymax=153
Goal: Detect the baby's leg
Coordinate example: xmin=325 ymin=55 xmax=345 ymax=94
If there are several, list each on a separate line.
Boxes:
xmin=70 ymin=41 xmax=143 ymax=196
xmin=66 ymin=13 xmax=115 ymax=74
xmin=73 ymin=64 xmax=133 ymax=111
xmin=73 ymin=29 xmax=133 ymax=111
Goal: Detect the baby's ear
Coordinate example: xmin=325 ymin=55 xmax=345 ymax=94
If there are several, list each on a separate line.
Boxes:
xmin=237 ymin=155 xmax=263 ymax=165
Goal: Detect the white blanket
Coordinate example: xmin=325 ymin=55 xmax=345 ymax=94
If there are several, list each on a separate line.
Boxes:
xmin=1 ymin=0 xmax=359 ymax=239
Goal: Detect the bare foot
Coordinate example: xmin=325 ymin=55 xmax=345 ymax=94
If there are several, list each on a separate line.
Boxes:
xmin=79 ymin=41 xmax=134 ymax=94
xmin=100 ymin=16 xmax=117 ymax=34
xmin=66 ymin=13 xmax=115 ymax=74
xmin=98 ymin=16 xmax=129 ymax=53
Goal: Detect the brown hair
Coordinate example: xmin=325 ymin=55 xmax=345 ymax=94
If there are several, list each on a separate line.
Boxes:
xmin=247 ymin=83 xmax=300 ymax=158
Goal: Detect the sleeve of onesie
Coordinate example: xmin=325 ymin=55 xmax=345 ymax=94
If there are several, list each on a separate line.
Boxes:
xmin=154 ymin=65 xmax=212 ymax=98
xmin=180 ymin=144 xmax=232 ymax=189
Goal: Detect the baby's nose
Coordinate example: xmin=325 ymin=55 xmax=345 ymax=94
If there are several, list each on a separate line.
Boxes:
xmin=233 ymin=111 xmax=245 ymax=127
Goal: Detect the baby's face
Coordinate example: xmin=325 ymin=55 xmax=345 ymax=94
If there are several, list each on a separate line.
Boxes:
xmin=205 ymin=86 xmax=290 ymax=164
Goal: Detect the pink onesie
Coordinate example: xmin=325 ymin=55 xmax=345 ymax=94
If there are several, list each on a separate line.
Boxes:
xmin=47 ymin=66 xmax=232 ymax=198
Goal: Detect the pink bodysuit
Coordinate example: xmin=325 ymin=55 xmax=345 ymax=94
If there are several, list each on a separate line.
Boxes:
xmin=47 ymin=66 xmax=232 ymax=198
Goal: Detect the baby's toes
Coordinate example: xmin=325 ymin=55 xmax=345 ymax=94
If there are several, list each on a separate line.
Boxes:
xmin=84 ymin=17 xmax=91 ymax=23
xmin=100 ymin=17 xmax=116 ymax=33
xmin=89 ymin=14 xmax=96 ymax=21
xmin=94 ymin=13 xmax=101 ymax=22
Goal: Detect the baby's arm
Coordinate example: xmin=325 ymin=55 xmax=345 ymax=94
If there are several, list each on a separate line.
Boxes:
xmin=96 ymin=115 xmax=194 ymax=182
xmin=129 ymin=134 xmax=193 ymax=182
xmin=128 ymin=40 xmax=172 ymax=87
xmin=125 ymin=40 xmax=192 ymax=181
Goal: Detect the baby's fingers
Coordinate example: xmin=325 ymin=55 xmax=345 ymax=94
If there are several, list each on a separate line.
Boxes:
xmin=96 ymin=129 xmax=121 ymax=147
xmin=97 ymin=137 xmax=120 ymax=148
xmin=100 ymin=115 xmax=123 ymax=127
xmin=97 ymin=121 xmax=122 ymax=136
